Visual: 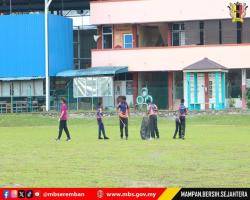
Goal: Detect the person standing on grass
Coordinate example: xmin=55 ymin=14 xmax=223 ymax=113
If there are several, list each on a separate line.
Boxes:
xmin=147 ymin=99 xmax=160 ymax=139
xmin=96 ymin=102 xmax=109 ymax=140
xmin=56 ymin=97 xmax=71 ymax=142
xmin=173 ymin=112 xmax=181 ymax=139
xmin=179 ymin=98 xmax=188 ymax=140
xmin=117 ymin=96 xmax=130 ymax=140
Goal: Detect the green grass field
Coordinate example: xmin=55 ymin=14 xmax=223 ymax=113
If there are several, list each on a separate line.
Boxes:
xmin=0 ymin=113 xmax=249 ymax=188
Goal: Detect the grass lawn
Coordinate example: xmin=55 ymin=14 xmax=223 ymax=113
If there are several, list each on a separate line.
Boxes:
xmin=0 ymin=113 xmax=249 ymax=188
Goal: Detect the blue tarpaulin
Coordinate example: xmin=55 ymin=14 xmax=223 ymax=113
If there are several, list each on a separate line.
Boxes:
xmin=56 ymin=67 xmax=128 ymax=77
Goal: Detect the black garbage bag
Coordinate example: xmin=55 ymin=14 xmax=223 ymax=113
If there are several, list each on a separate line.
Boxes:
xmin=140 ymin=116 xmax=150 ymax=140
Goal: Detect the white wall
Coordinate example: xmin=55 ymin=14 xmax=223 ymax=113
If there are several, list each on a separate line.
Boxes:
xmin=92 ymin=45 xmax=250 ymax=72
xmin=91 ymin=0 xmax=250 ymax=25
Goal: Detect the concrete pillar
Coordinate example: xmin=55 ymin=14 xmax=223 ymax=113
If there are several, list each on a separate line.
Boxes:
xmin=158 ymin=23 xmax=169 ymax=46
xmin=167 ymin=23 xmax=172 ymax=46
xmin=132 ymin=24 xmax=138 ymax=48
xmin=97 ymin=25 xmax=102 ymax=49
xmin=168 ymin=72 xmax=174 ymax=110
xmin=133 ymin=72 xmax=138 ymax=106
xmin=242 ymin=69 xmax=246 ymax=110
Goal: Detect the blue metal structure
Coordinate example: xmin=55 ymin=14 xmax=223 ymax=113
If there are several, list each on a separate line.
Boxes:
xmin=56 ymin=67 xmax=128 ymax=77
xmin=0 ymin=14 xmax=73 ymax=78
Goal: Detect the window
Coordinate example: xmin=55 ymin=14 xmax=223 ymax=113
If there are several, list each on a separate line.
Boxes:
xmin=172 ymin=23 xmax=185 ymax=46
xmin=199 ymin=21 xmax=204 ymax=45
xmin=102 ymin=26 xmax=113 ymax=49
xmin=123 ymin=34 xmax=133 ymax=48
xmin=219 ymin=20 xmax=222 ymax=44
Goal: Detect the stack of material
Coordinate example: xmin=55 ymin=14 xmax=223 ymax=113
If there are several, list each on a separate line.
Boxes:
xmin=140 ymin=116 xmax=151 ymax=140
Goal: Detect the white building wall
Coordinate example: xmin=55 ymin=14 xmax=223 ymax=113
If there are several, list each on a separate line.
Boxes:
xmin=91 ymin=0 xmax=250 ymax=25
xmin=92 ymin=45 xmax=250 ymax=72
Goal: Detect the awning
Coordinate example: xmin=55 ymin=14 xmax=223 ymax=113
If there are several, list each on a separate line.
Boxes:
xmin=183 ymin=58 xmax=228 ymax=72
xmin=0 ymin=76 xmax=44 ymax=81
xmin=56 ymin=66 xmax=128 ymax=77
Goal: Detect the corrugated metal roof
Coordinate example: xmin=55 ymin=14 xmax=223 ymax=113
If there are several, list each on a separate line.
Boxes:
xmin=0 ymin=0 xmax=89 ymax=13
xmin=56 ymin=67 xmax=128 ymax=77
xmin=0 ymin=76 xmax=44 ymax=81
xmin=183 ymin=58 xmax=228 ymax=71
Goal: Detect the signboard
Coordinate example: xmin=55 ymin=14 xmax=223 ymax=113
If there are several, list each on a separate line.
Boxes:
xmin=73 ymin=77 xmax=113 ymax=98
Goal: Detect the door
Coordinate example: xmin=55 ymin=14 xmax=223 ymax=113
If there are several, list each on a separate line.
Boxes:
xmin=123 ymin=34 xmax=133 ymax=48
xmin=204 ymin=73 xmax=210 ymax=110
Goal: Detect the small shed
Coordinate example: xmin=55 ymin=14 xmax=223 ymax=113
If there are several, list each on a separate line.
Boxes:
xmin=183 ymin=58 xmax=228 ymax=110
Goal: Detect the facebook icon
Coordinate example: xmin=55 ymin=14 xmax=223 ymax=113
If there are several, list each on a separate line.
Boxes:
xmin=2 ymin=190 xmax=10 ymax=199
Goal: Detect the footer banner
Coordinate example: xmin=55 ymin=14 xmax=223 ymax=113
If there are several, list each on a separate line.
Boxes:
xmin=1 ymin=188 xmax=249 ymax=200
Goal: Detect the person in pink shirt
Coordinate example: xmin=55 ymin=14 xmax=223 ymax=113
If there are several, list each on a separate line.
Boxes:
xmin=56 ymin=97 xmax=71 ymax=142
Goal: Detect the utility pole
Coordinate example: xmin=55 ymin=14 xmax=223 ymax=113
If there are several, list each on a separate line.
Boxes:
xmin=45 ymin=0 xmax=53 ymax=111
xmin=9 ymin=0 xmax=12 ymax=14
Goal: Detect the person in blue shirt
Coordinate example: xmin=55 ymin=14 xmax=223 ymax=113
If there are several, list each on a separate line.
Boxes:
xmin=96 ymin=102 xmax=109 ymax=140
xmin=179 ymin=99 xmax=188 ymax=140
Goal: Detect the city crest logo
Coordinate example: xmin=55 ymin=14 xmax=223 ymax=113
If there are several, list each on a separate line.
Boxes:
xmin=228 ymin=2 xmax=248 ymax=23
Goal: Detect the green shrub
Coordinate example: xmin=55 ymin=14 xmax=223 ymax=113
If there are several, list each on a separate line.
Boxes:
xmin=228 ymin=98 xmax=235 ymax=108
xmin=246 ymin=89 xmax=250 ymax=100
xmin=247 ymin=99 xmax=250 ymax=109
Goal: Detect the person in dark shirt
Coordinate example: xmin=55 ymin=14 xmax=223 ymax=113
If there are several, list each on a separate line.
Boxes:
xmin=173 ymin=112 xmax=181 ymax=139
xmin=96 ymin=102 xmax=109 ymax=140
xmin=147 ymin=99 xmax=160 ymax=139
xmin=116 ymin=96 xmax=130 ymax=140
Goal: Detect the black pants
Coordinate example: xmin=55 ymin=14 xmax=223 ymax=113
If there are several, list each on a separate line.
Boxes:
xmin=120 ymin=117 xmax=128 ymax=138
xmin=173 ymin=120 xmax=181 ymax=138
xmin=149 ymin=115 xmax=159 ymax=138
xmin=98 ymin=119 xmax=106 ymax=138
xmin=180 ymin=116 xmax=186 ymax=138
xmin=57 ymin=120 xmax=71 ymax=140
